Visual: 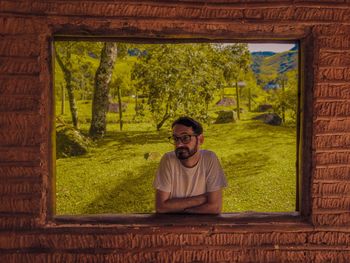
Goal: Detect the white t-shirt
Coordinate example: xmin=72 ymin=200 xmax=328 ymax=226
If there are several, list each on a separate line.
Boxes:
xmin=153 ymin=150 xmax=227 ymax=198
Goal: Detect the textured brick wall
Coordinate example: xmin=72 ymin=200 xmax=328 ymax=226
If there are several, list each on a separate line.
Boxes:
xmin=1 ymin=1 xmax=350 ymax=262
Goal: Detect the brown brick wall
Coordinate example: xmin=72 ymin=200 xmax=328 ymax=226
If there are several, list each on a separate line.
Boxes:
xmin=1 ymin=1 xmax=350 ymax=262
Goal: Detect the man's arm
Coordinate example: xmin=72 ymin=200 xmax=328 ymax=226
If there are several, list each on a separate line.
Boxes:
xmin=184 ymin=189 xmax=222 ymax=214
xmin=155 ymin=189 xmax=207 ymax=213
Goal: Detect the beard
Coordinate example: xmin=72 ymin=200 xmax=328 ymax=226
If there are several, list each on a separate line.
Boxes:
xmin=175 ymin=146 xmax=198 ymax=160
xmin=175 ymin=147 xmax=197 ymax=160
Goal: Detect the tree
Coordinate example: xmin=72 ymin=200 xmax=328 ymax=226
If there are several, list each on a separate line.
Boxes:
xmin=218 ymin=44 xmax=251 ymax=120
xmin=239 ymin=71 xmax=262 ymax=112
xmin=283 ymin=70 xmax=299 ymax=122
xmin=269 ymin=69 xmax=298 ymax=123
xmin=55 ymin=42 xmax=79 ymax=128
xmin=278 ymin=73 xmax=288 ymax=123
xmin=89 ymin=42 xmax=118 ymax=138
xmin=112 ymin=76 xmax=125 ymax=131
xmin=55 ymin=41 xmax=102 ymax=128
xmin=132 ymin=43 xmax=223 ymax=130
xmin=109 ymin=44 xmax=134 ymax=131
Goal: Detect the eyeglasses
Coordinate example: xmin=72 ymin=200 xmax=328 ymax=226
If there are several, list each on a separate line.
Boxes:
xmin=168 ymin=134 xmax=198 ymax=145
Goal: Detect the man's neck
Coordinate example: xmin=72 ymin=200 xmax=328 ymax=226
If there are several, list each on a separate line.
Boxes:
xmin=180 ymin=150 xmax=201 ymax=168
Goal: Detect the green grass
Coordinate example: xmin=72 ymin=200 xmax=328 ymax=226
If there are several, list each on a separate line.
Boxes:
xmin=205 ymin=120 xmax=296 ymax=212
xmin=55 ymin=100 xmax=296 ymax=214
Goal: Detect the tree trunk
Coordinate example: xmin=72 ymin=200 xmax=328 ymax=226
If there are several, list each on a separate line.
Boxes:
xmin=248 ymin=86 xmax=251 ymax=112
xmin=281 ymin=79 xmax=286 ymax=123
xmin=55 ymin=51 xmax=79 ymax=128
xmin=135 ymin=93 xmax=138 ymax=113
xmin=117 ymin=86 xmax=123 ymax=131
xmin=235 ymin=81 xmax=240 ymax=120
xmin=156 ymin=113 xmax=170 ymax=131
xmin=156 ymin=101 xmax=171 ymax=131
xmin=66 ymin=84 xmax=79 ymax=128
xmin=89 ymin=42 xmax=118 ymax=138
xmin=61 ymin=83 xmax=65 ymax=115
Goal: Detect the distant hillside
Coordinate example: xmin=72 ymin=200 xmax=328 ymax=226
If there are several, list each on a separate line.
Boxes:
xmin=250 ymin=51 xmax=276 ymax=75
xmin=251 ymin=46 xmax=298 ymax=86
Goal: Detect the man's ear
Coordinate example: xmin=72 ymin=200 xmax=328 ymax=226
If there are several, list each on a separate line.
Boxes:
xmin=198 ymin=134 xmax=204 ymax=145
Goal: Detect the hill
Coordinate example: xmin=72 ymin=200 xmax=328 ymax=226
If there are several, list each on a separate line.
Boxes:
xmin=251 ymin=46 xmax=298 ymax=86
xmin=250 ymin=51 xmax=276 ymax=75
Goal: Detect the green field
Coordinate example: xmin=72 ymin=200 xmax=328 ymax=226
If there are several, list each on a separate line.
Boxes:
xmin=55 ymin=100 xmax=296 ymax=215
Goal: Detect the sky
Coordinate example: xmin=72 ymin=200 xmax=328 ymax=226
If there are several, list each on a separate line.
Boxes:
xmin=247 ymin=43 xmax=296 ymax=53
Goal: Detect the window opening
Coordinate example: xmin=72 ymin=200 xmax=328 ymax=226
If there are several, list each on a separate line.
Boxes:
xmin=54 ymin=40 xmax=299 ymax=215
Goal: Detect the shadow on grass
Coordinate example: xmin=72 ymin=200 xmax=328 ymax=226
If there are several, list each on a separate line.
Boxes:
xmin=95 ymin=129 xmax=170 ymax=148
xmin=81 ymin=162 xmax=158 ymax=214
xmin=66 ymin=120 xmax=296 ymax=214
xmin=80 ymin=150 xmax=270 ymax=214
xmin=221 ymin=150 xmax=270 ymax=180
xmin=243 ymin=121 xmax=296 ymax=134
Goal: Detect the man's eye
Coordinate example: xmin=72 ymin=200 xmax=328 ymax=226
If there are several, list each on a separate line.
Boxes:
xmin=182 ymin=135 xmax=191 ymax=141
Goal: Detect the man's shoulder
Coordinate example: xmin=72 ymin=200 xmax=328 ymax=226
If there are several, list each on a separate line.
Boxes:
xmin=162 ymin=151 xmax=177 ymax=161
xmin=200 ymin=149 xmax=217 ymax=159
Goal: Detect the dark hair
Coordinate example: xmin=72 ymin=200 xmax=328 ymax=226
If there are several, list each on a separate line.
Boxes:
xmin=171 ymin=116 xmax=203 ymax=135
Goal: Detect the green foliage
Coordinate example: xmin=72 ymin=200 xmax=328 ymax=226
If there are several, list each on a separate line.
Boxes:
xmin=55 ymin=41 xmax=102 ymax=100
xmin=131 ymin=44 xmax=230 ymax=129
xmin=55 ymin=41 xmax=297 ymax=129
xmin=218 ymin=43 xmax=251 ymax=84
xmin=110 ymin=56 xmax=137 ymax=98
xmin=268 ymin=70 xmax=298 ymax=122
xmin=216 ymin=44 xmax=252 ymax=119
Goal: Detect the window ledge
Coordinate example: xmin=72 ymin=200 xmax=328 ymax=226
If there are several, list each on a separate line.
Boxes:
xmin=51 ymin=212 xmax=309 ymax=228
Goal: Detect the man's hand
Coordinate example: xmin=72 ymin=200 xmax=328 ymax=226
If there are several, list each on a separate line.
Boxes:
xmin=155 ymin=190 xmax=207 ymax=213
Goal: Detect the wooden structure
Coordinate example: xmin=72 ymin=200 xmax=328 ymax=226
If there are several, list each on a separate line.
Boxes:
xmin=1 ymin=1 xmax=350 ymax=262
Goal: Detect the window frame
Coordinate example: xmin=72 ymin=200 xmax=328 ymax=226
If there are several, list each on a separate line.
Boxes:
xmin=48 ymin=34 xmax=313 ymax=227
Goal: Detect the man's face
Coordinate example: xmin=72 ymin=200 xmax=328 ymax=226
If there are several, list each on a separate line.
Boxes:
xmin=172 ymin=124 xmax=202 ymax=160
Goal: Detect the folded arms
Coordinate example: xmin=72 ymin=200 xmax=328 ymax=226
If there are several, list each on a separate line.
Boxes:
xmin=155 ymin=189 xmax=222 ymax=214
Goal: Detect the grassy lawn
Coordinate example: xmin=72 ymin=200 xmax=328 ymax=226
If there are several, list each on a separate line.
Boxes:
xmin=55 ymin=100 xmax=296 ymax=214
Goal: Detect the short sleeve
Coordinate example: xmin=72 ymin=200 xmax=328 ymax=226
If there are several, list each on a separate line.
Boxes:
xmin=153 ymin=154 xmax=172 ymax=193
xmin=205 ymin=152 xmax=227 ymax=192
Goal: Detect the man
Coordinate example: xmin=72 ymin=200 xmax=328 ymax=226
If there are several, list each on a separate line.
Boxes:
xmin=153 ymin=116 xmax=227 ymax=214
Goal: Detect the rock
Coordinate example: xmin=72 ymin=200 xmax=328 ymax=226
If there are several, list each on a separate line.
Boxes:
xmin=253 ymin=113 xmax=282 ymax=126
xmin=215 ymin=97 xmax=236 ymax=107
xmin=265 ymin=113 xmax=282 ymax=125
xmin=56 ymin=117 xmax=93 ymax=158
xmin=215 ymin=110 xmax=237 ymax=124
xmin=258 ymin=104 xmax=273 ymax=112
xmin=108 ymin=102 xmax=127 ymax=113
xmin=144 ymin=152 xmax=162 ymax=161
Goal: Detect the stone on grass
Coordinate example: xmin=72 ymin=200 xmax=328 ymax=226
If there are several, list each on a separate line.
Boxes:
xmin=108 ymin=102 xmax=127 ymax=113
xmin=258 ymin=104 xmax=273 ymax=112
xmin=215 ymin=110 xmax=237 ymax=124
xmin=215 ymin=97 xmax=236 ymax=107
xmin=144 ymin=152 xmax=162 ymax=161
xmin=253 ymin=113 xmax=282 ymax=126
xmin=56 ymin=117 xmax=93 ymax=158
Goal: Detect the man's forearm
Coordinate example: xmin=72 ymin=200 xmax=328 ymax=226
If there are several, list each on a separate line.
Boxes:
xmin=156 ymin=194 xmax=207 ymax=213
xmin=184 ymin=202 xmax=221 ymax=214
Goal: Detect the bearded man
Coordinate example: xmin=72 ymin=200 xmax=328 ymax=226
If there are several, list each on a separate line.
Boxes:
xmin=153 ymin=116 xmax=227 ymax=214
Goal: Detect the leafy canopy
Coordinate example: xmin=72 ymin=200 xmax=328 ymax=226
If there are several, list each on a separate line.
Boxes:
xmin=131 ymin=43 xmax=251 ymax=129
